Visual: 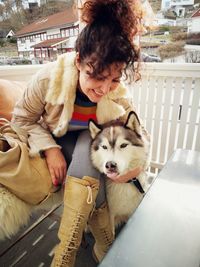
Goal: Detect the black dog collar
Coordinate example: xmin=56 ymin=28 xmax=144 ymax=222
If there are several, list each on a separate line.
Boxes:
xmin=127 ymin=178 xmax=145 ymax=194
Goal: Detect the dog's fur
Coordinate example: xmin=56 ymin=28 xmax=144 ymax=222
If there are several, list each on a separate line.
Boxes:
xmin=0 ymin=185 xmax=63 ymax=240
xmin=89 ymin=111 xmax=150 ymax=233
xmin=0 ymin=186 xmax=32 ymax=240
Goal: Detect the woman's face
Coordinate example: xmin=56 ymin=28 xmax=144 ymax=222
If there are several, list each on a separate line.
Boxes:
xmin=75 ymin=55 xmax=124 ymax=103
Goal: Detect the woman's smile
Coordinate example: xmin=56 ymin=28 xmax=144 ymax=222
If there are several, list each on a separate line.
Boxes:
xmin=92 ymin=89 xmax=104 ymax=97
xmin=76 ymin=56 xmax=124 ymax=103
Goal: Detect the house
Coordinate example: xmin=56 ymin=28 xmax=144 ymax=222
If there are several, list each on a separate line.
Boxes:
xmin=15 ymin=8 xmax=78 ymax=61
xmin=170 ymin=0 xmax=194 ymax=17
xmin=6 ymin=30 xmax=15 ymax=39
xmin=0 ymin=29 xmax=15 ymax=39
xmin=188 ymin=8 xmax=200 ymax=33
xmin=155 ymin=11 xmax=176 ymax=26
xmin=161 ymin=0 xmax=194 ymax=17
xmin=23 ymin=0 xmax=39 ymax=9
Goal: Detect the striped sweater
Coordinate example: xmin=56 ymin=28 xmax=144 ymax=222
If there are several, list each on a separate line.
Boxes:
xmin=68 ymin=90 xmax=97 ymax=131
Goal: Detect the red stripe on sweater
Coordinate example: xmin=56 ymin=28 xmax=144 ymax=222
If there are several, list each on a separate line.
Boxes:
xmin=72 ymin=112 xmax=97 ymax=121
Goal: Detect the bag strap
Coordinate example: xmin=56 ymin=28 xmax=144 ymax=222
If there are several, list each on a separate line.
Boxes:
xmin=0 ymin=118 xmax=28 ymax=144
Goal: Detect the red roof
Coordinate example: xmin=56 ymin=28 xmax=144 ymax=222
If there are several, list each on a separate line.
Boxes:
xmin=16 ymin=8 xmax=78 ymax=36
xmin=191 ymin=8 xmax=200 ymax=18
xmin=31 ymin=37 xmax=69 ymax=48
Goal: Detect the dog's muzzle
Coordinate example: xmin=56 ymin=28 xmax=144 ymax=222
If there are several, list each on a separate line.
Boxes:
xmin=105 ymin=161 xmax=119 ymax=178
xmin=105 ymin=161 xmax=117 ymax=172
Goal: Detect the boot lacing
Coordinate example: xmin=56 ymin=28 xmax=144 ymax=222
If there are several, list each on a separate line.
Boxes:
xmin=100 ymin=228 xmax=113 ymax=251
xmin=59 ymin=213 xmax=85 ymax=266
xmin=58 ymin=186 xmax=93 ymax=266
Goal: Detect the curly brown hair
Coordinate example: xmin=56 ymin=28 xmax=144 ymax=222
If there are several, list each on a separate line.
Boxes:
xmin=75 ymin=0 xmax=143 ymax=79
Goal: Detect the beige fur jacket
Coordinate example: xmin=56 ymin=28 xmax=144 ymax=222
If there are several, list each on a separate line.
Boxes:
xmin=12 ymin=52 xmax=138 ymax=156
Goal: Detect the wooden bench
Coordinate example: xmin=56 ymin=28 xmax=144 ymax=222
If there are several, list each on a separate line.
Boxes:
xmin=99 ymin=149 xmax=200 ymax=267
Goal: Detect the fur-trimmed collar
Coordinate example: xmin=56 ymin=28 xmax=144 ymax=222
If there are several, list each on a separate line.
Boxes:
xmin=45 ymin=52 xmax=129 ymax=136
xmin=45 ymin=52 xmax=78 ymax=105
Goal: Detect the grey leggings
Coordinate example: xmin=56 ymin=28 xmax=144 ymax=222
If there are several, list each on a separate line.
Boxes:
xmin=55 ymin=130 xmax=106 ymax=208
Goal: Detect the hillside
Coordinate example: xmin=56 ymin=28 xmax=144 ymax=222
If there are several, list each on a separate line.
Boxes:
xmin=0 ymin=42 xmax=18 ymax=57
xmin=149 ymin=0 xmax=161 ymax=13
xmin=0 ymin=0 xmax=74 ymax=32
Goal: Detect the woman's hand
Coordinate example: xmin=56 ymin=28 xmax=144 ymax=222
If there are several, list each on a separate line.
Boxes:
xmin=108 ymin=166 xmax=142 ymax=183
xmin=44 ymin=147 xmax=67 ymax=186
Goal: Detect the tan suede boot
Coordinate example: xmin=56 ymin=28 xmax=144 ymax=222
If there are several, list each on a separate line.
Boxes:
xmin=51 ymin=176 xmax=99 ymax=267
xmin=88 ymin=202 xmax=114 ymax=263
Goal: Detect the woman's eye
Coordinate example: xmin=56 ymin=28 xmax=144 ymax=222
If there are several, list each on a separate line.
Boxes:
xmin=96 ymin=76 xmax=106 ymax=81
xmin=113 ymin=79 xmax=120 ymax=83
xmin=120 ymin=143 xmax=128 ymax=148
xmin=86 ymin=71 xmax=92 ymax=76
xmin=102 ymin=145 xmax=108 ymax=150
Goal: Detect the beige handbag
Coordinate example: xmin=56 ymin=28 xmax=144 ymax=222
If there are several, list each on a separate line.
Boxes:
xmin=0 ymin=118 xmax=59 ymax=205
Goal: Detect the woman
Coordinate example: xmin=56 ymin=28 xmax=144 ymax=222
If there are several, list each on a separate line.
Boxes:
xmin=12 ymin=0 xmax=148 ymax=266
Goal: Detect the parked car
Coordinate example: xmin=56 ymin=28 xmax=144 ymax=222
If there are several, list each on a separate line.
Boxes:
xmin=141 ymin=53 xmax=162 ymax=62
xmin=7 ymin=57 xmax=32 ymax=65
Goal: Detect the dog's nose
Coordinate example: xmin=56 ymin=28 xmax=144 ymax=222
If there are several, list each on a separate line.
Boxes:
xmin=105 ymin=161 xmax=117 ymax=171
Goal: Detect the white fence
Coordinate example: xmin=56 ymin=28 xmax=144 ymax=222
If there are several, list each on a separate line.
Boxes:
xmin=1 ymin=63 xmax=200 ymax=171
xmin=127 ymin=63 xmax=200 ymax=172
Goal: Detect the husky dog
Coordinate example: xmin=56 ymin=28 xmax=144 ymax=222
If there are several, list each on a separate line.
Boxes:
xmin=89 ymin=111 xmax=150 ymax=233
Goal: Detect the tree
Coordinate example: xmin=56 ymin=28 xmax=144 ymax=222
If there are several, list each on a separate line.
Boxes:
xmin=0 ymin=0 xmax=74 ymax=31
xmin=0 ymin=3 xmax=6 ymax=20
xmin=0 ymin=0 xmax=27 ymax=30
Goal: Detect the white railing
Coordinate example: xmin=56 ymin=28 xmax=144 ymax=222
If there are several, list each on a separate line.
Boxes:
xmin=1 ymin=63 xmax=200 ymax=172
xmin=126 ymin=63 xmax=200 ymax=172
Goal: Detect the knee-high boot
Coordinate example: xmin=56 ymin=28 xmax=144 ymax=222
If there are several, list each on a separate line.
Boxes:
xmin=88 ymin=202 xmax=114 ymax=262
xmin=51 ymin=175 xmax=99 ymax=267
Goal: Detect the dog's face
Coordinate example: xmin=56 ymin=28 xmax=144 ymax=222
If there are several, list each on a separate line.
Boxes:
xmin=89 ymin=112 xmax=147 ymax=178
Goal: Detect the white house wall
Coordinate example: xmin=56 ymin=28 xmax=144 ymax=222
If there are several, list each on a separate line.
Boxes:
xmin=58 ymin=36 xmax=78 ymax=49
xmin=190 ymin=17 xmax=200 ymax=33
xmin=155 ymin=18 xmax=176 ymax=26
xmin=17 ymin=35 xmax=45 ymax=58
xmin=46 ymin=28 xmax=61 ymax=36
xmin=170 ymin=0 xmax=194 ymax=6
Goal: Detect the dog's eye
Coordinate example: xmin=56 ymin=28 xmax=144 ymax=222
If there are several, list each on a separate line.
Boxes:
xmin=120 ymin=143 xmax=128 ymax=148
xmin=102 ymin=145 xmax=108 ymax=150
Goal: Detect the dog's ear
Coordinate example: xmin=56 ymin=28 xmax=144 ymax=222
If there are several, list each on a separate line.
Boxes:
xmin=125 ymin=111 xmax=142 ymax=136
xmin=88 ymin=120 xmax=101 ymax=139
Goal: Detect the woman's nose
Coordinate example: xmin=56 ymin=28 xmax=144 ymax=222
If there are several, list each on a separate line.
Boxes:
xmin=100 ymin=80 xmax=111 ymax=94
